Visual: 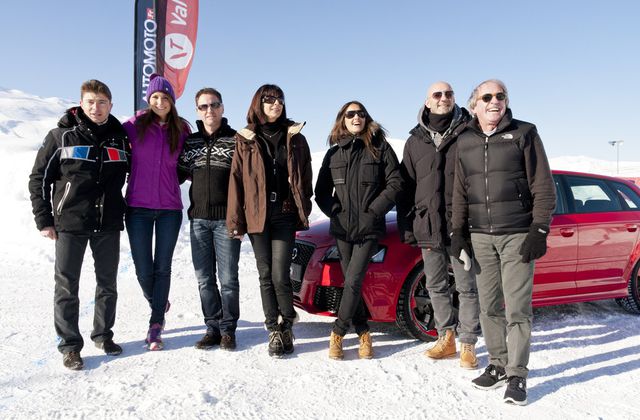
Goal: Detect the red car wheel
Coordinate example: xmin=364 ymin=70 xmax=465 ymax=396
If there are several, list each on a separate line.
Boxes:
xmin=395 ymin=264 xmax=438 ymax=342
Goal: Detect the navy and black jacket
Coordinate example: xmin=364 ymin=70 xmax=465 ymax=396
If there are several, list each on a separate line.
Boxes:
xmin=28 ymin=107 xmax=130 ymax=232
xmin=178 ymin=118 xmax=237 ymax=220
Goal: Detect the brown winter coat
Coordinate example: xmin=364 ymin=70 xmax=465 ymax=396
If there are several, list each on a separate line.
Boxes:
xmin=226 ymin=122 xmax=313 ymax=236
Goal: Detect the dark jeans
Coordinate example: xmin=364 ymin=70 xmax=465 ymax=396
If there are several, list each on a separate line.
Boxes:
xmin=190 ymin=219 xmax=241 ymax=336
xmin=248 ymin=207 xmax=297 ymax=331
xmin=333 ymin=238 xmax=378 ymax=336
xmin=126 ymin=207 xmax=182 ymax=326
xmin=54 ymin=231 xmax=120 ymax=354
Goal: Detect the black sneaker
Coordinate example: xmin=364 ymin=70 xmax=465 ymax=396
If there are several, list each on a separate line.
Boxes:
xmin=504 ymin=376 xmax=527 ymax=406
xmin=472 ymin=364 xmax=507 ymax=390
xmin=63 ymin=351 xmax=84 ymax=370
xmin=220 ymin=334 xmax=236 ymax=351
xmin=195 ymin=333 xmax=221 ymax=350
xmin=280 ymin=324 xmax=294 ymax=354
xmin=95 ymin=339 xmax=123 ymax=356
xmin=268 ymin=331 xmax=284 ymax=357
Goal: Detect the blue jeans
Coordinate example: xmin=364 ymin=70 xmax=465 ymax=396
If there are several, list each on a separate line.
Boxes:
xmin=126 ymin=207 xmax=182 ymax=326
xmin=190 ymin=219 xmax=241 ymax=336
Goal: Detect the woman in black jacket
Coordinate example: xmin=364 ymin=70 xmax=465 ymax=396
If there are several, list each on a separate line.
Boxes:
xmin=315 ymin=101 xmax=402 ymax=359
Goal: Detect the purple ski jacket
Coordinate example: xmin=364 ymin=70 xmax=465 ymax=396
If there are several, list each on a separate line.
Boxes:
xmin=123 ymin=112 xmax=189 ymax=210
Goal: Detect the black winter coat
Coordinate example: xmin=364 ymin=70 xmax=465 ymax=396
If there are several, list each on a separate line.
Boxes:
xmin=178 ymin=118 xmax=237 ymax=220
xmin=28 ymin=107 xmax=130 ymax=232
xmin=315 ymin=132 xmax=402 ymax=242
xmin=397 ymin=105 xmax=470 ymax=249
xmin=451 ymin=109 xmax=556 ymax=234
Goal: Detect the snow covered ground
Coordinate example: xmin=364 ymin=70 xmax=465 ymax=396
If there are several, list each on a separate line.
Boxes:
xmin=1 ymin=88 xmax=640 ymax=419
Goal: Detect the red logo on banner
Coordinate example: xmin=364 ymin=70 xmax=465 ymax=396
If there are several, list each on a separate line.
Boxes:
xmin=146 ymin=8 xmax=154 ymax=19
xmin=161 ymin=0 xmax=198 ymax=100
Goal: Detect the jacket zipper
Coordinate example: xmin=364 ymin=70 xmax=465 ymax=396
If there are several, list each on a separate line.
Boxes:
xmin=56 ymin=182 xmax=71 ymax=215
xmin=484 ymin=136 xmax=493 ymax=232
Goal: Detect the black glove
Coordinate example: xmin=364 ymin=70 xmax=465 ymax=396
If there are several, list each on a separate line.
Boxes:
xmin=450 ymin=229 xmax=472 ymax=265
xmin=519 ymin=224 xmax=549 ymax=263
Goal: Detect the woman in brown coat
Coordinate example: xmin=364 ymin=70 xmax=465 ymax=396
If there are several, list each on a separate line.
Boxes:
xmin=227 ymin=84 xmax=313 ymax=357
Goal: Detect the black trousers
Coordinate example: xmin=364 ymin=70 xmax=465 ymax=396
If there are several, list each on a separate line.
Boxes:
xmin=249 ymin=207 xmax=297 ymax=331
xmin=333 ymin=238 xmax=377 ymax=336
xmin=54 ymin=231 xmax=120 ymax=353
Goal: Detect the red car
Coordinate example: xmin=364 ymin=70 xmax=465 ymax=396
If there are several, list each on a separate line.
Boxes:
xmin=291 ymin=170 xmax=640 ymax=341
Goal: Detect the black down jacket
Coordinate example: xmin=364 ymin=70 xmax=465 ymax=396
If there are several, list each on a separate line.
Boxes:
xmin=451 ymin=109 xmax=556 ymax=234
xmin=315 ymin=131 xmax=402 ymax=242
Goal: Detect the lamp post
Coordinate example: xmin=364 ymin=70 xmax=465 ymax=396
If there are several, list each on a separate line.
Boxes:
xmin=608 ymin=140 xmax=624 ymax=175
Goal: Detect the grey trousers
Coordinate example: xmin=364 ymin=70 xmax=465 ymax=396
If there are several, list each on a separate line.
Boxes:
xmin=422 ymin=247 xmax=480 ymax=344
xmin=471 ymin=232 xmax=534 ymax=378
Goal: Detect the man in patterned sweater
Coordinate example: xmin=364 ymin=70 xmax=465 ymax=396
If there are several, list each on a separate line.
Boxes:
xmin=179 ymin=88 xmax=241 ymax=350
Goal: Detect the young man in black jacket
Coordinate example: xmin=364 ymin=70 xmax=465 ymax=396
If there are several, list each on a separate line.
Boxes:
xmin=28 ymin=79 xmax=130 ymax=370
xmin=398 ymin=81 xmax=480 ymax=369
xmin=178 ymin=88 xmax=241 ymax=350
xmin=451 ymin=79 xmax=556 ymax=405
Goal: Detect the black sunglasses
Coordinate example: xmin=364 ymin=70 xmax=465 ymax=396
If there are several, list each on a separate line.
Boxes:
xmin=197 ymin=102 xmax=222 ymax=111
xmin=261 ymin=95 xmax=285 ymax=105
xmin=480 ymin=92 xmax=507 ymax=103
xmin=345 ymin=110 xmax=366 ymax=119
xmin=432 ymin=90 xmax=454 ymax=100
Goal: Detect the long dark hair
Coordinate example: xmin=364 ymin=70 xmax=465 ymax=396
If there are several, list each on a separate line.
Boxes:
xmin=135 ymin=96 xmax=188 ymax=153
xmin=329 ymin=101 xmax=386 ymax=159
xmin=246 ymin=84 xmax=288 ymax=126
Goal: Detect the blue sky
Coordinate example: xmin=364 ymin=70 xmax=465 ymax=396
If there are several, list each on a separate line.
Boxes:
xmin=2 ymin=0 xmax=639 ymax=160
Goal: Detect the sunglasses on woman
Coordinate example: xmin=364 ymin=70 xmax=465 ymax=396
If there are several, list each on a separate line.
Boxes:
xmin=262 ymin=95 xmax=285 ymax=105
xmin=345 ymin=110 xmax=366 ymax=119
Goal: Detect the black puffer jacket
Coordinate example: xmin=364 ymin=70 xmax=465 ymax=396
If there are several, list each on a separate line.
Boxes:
xmin=397 ymin=105 xmax=470 ymax=249
xmin=28 ymin=107 xmax=130 ymax=232
xmin=451 ymin=109 xmax=556 ymax=234
xmin=315 ymin=129 xmax=402 ymax=242
xmin=178 ymin=118 xmax=237 ymax=220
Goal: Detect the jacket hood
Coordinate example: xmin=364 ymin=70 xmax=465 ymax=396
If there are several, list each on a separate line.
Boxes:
xmin=409 ymin=104 xmax=469 ymax=144
xmin=334 ymin=121 xmax=386 ymax=149
xmin=237 ymin=119 xmax=305 ymax=141
xmin=58 ymin=107 xmax=82 ymax=129
xmin=58 ymin=106 xmax=121 ymax=132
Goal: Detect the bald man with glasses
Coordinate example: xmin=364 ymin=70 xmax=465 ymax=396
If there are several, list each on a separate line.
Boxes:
xmin=451 ymin=79 xmax=556 ymax=405
xmin=398 ymin=81 xmax=481 ymax=370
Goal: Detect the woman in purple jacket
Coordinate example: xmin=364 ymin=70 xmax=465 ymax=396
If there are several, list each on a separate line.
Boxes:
xmin=123 ymin=74 xmax=190 ymax=351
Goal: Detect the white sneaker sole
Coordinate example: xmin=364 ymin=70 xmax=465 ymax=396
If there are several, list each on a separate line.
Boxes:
xmin=472 ymin=378 xmax=507 ymax=390
xmin=504 ymin=396 xmax=527 ymax=406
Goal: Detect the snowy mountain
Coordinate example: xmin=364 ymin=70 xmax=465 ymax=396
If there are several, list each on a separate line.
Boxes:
xmin=2 ymin=89 xmax=640 ymax=418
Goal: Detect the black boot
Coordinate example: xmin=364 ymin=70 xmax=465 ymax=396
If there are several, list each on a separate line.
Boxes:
xmin=280 ymin=322 xmax=295 ymax=354
xmin=268 ymin=330 xmax=284 ymax=358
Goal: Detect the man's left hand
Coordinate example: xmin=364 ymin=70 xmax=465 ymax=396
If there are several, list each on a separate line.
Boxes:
xmin=519 ymin=224 xmax=549 ymax=263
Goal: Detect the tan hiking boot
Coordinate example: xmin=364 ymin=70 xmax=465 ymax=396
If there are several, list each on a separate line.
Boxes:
xmin=460 ymin=343 xmax=478 ymax=369
xmin=424 ymin=329 xmax=456 ymax=359
xmin=358 ymin=331 xmax=373 ymax=359
xmin=329 ymin=332 xmax=344 ymax=360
